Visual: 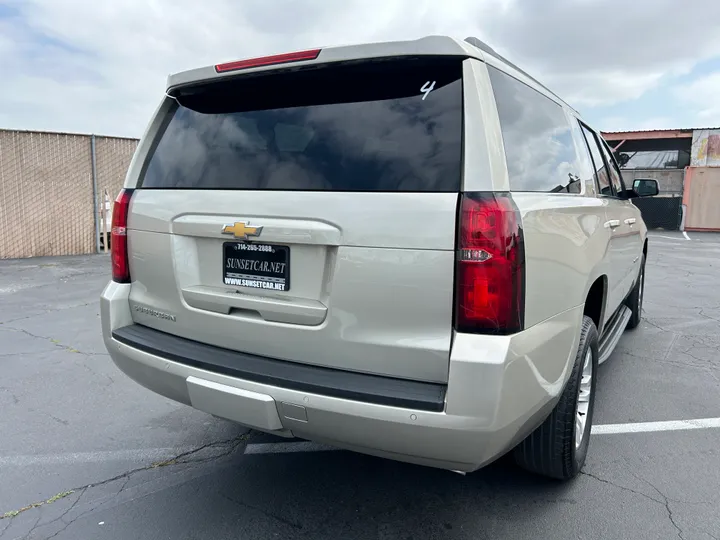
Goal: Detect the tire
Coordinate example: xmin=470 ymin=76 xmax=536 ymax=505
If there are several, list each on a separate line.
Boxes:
xmin=513 ymin=315 xmax=598 ymax=480
xmin=625 ymin=254 xmax=645 ymax=329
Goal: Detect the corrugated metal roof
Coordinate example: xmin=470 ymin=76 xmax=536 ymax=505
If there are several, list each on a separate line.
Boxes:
xmin=602 ymin=127 xmax=719 ymax=135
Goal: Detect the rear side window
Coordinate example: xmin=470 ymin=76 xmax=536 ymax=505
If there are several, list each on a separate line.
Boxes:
xmin=580 ymin=125 xmax=613 ymax=196
xmin=488 ymin=66 xmax=583 ymax=194
xmin=598 ymin=139 xmax=625 ymax=194
xmin=140 ymin=57 xmax=463 ymax=192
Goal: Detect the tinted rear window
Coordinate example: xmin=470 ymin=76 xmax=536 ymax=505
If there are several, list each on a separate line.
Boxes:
xmin=140 ymin=57 xmax=463 ymax=192
xmin=488 ymin=66 xmax=585 ymax=194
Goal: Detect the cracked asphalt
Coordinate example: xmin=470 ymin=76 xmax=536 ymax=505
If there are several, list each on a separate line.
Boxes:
xmin=1 ymin=230 xmax=719 ymax=539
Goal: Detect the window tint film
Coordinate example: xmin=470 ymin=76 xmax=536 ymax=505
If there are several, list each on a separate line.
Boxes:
xmin=599 ymin=139 xmax=624 ymax=194
xmin=488 ymin=66 xmax=583 ymax=193
xmin=580 ymin=125 xmax=613 ymax=196
xmin=140 ymin=57 xmax=463 ymax=192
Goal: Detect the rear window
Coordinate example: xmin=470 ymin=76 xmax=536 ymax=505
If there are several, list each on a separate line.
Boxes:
xmin=140 ymin=57 xmax=463 ymax=192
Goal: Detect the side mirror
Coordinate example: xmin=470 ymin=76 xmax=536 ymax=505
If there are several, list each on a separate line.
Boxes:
xmin=632 ymin=178 xmax=659 ymax=197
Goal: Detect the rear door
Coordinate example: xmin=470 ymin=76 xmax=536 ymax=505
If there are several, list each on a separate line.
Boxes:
xmin=125 ymin=56 xmax=465 ymax=384
xmin=598 ymin=138 xmax=644 ymax=296
xmin=580 ymin=125 xmax=631 ymax=318
xmin=600 ymin=135 xmax=642 ymax=305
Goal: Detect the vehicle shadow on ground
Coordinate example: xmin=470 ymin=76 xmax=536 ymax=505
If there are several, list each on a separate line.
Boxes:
xmin=3 ymin=432 xmax=582 ymax=540
xmin=95 ymin=443 xmax=577 ymax=540
xmin=227 ymin=449 xmax=570 ymax=527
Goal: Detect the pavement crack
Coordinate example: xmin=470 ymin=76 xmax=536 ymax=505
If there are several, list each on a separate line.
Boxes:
xmin=0 ymin=388 xmax=20 ymax=405
xmin=46 ymin=412 xmax=70 ymax=426
xmin=116 ymin=476 xmax=131 ymax=495
xmin=25 ymin=511 xmax=43 ymax=539
xmin=1 ymin=490 xmax=75 ymax=520
xmin=43 ymin=488 xmax=88 ymax=540
xmin=582 ymin=470 xmax=696 ymax=539
xmin=642 ymin=317 xmax=673 ymax=332
xmin=77 ymin=362 xmax=115 ymax=387
xmin=629 ymin=473 xmax=686 ymax=540
xmin=580 ymin=471 xmax=664 ymax=505
xmin=0 ymin=301 xmax=97 ymax=325
xmin=699 ymin=309 xmax=720 ymax=325
xmin=4 ymin=326 xmax=83 ymax=355
xmin=221 ymin=493 xmax=303 ymax=530
xmin=0 ymin=433 xmax=249 ymax=523
xmin=2 ymin=326 xmax=109 ymax=359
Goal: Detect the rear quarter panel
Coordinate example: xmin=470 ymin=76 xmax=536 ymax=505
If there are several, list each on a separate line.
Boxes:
xmin=513 ymin=193 xmax=612 ymax=329
xmin=466 ymin=57 xmax=613 ymax=329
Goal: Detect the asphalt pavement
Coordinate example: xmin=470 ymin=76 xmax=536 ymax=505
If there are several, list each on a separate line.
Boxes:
xmin=1 ymin=231 xmax=719 ymax=539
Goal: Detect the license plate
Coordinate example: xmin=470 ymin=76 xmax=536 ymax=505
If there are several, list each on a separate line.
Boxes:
xmin=223 ymin=242 xmax=290 ymax=292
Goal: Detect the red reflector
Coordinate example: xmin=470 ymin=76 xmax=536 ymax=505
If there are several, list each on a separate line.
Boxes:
xmin=215 ymin=49 xmax=321 ymax=73
xmin=111 ymin=189 xmax=134 ymax=283
xmin=454 ymin=193 xmax=525 ymax=334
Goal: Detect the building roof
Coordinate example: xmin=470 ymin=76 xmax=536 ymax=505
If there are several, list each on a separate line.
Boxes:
xmin=602 ymin=128 xmax=719 ymax=141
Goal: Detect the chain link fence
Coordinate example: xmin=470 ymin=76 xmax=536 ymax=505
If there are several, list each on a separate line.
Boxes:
xmin=621 ymin=168 xmax=685 ymax=230
xmin=632 ymin=196 xmax=683 ymax=230
xmin=0 ymin=129 xmax=138 ymax=259
xmin=94 ymin=136 xmax=140 ymax=250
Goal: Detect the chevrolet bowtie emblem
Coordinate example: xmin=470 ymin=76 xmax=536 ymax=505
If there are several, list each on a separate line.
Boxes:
xmin=222 ymin=221 xmax=263 ymax=240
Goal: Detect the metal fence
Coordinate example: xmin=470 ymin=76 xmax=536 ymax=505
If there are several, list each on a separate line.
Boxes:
xmin=632 ymin=196 xmax=683 ymax=230
xmin=0 ymin=129 xmax=138 ymax=259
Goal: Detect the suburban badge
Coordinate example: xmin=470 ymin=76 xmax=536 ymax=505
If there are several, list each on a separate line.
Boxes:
xmin=133 ymin=304 xmax=176 ymax=322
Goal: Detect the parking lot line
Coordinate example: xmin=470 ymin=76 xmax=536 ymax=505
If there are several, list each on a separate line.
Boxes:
xmin=591 ymin=417 xmax=720 ymax=435
xmin=683 ymin=231 xmax=691 ymax=240
xmin=0 ymin=447 xmax=196 ymax=467
xmin=243 ymin=442 xmax=336 ymax=454
xmin=649 ymin=235 xmax=685 ymax=241
xmin=243 ymin=418 xmax=720 ymax=454
xmin=3 ymin=418 xmax=720 ymax=465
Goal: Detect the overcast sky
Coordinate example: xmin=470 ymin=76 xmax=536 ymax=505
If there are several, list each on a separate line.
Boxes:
xmin=1 ymin=0 xmax=719 ymax=138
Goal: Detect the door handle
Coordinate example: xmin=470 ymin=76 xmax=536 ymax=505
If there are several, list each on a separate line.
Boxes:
xmin=605 ymin=220 xmax=620 ymax=229
xmin=624 ymin=218 xmax=636 ymax=225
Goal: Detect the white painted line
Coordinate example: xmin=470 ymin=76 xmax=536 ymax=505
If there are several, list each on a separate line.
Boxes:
xmin=243 ymin=442 xmax=338 ymax=454
xmin=4 ymin=419 xmax=720 ymax=465
xmin=246 ymin=419 xmax=720 ymax=455
xmin=0 ymin=447 xmax=196 ymax=467
xmin=245 ymin=418 xmax=720 ymax=455
xmin=591 ymin=417 xmax=720 ymax=435
xmin=649 ymin=235 xmax=685 ymax=241
xmin=683 ymin=231 xmax=691 ymax=240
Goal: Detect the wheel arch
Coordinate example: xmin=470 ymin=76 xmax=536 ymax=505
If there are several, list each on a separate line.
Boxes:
xmin=583 ymin=274 xmax=608 ymax=336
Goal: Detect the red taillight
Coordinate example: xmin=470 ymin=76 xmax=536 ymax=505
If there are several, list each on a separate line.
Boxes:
xmin=454 ymin=192 xmax=525 ymax=334
xmin=111 ymin=189 xmax=134 ymax=283
xmin=215 ymin=49 xmax=321 ymax=73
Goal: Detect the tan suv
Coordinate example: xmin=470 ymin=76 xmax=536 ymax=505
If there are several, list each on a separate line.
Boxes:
xmin=101 ymin=36 xmax=658 ymax=480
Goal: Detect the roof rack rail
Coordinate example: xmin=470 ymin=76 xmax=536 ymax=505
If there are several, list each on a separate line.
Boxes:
xmin=464 ymin=36 xmax=541 ymax=87
xmin=463 ymin=36 xmax=572 ymax=112
xmin=464 ymin=37 xmax=499 ymax=57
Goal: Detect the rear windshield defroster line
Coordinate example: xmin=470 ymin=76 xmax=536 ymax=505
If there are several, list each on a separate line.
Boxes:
xmin=139 ymin=56 xmax=464 ymax=193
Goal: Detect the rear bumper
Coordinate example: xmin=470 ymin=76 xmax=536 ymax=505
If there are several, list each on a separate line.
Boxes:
xmin=102 ymin=281 xmax=583 ymax=472
xmin=112 ymin=324 xmax=447 ymax=412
